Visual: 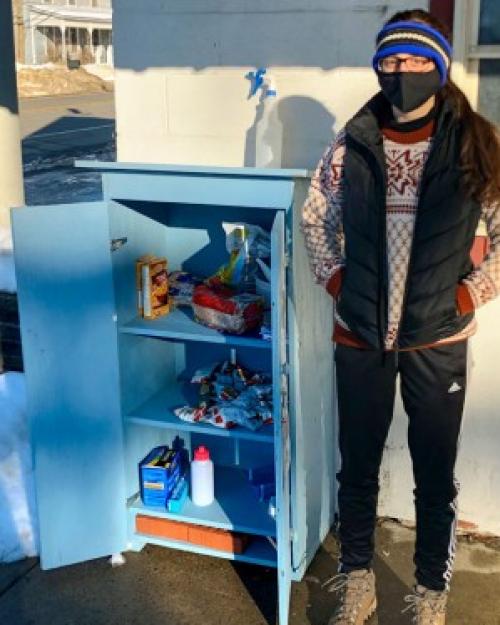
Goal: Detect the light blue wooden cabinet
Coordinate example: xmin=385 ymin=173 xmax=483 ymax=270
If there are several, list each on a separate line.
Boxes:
xmin=12 ymin=163 xmax=337 ymax=625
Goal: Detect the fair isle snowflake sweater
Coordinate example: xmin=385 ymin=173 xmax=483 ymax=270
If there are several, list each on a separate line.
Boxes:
xmin=301 ymin=117 xmax=500 ymax=351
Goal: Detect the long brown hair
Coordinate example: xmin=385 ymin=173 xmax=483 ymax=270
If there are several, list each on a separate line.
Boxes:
xmin=384 ymin=9 xmax=500 ymax=207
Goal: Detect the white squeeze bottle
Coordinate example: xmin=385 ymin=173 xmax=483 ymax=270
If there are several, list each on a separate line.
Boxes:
xmin=191 ymin=445 xmax=214 ymax=506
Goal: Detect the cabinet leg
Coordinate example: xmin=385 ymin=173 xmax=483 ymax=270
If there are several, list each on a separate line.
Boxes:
xmin=127 ymin=539 xmax=146 ymax=553
xmin=109 ymin=552 xmax=127 ymax=567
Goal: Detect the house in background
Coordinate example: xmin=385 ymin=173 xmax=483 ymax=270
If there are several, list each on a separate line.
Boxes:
xmin=14 ymin=0 xmax=113 ymax=66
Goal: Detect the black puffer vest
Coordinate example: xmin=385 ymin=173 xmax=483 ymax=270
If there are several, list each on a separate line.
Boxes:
xmin=337 ymin=92 xmax=482 ymax=350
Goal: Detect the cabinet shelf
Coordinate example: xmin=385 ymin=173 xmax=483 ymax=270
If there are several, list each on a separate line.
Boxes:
xmin=125 ymin=383 xmax=275 ymax=443
xmin=128 ymin=465 xmax=276 ymax=537
xmin=132 ymin=532 xmax=277 ymax=567
xmin=119 ymin=307 xmax=271 ymax=349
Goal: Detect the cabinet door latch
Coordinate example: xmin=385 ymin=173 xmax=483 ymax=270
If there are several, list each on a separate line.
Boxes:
xmin=110 ymin=237 xmax=128 ymax=252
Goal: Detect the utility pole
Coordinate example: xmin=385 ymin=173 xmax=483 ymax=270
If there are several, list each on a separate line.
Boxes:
xmin=12 ymin=0 xmax=26 ymax=64
xmin=0 ymin=0 xmax=24 ymax=245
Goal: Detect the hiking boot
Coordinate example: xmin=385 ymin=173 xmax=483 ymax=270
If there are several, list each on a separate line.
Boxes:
xmin=322 ymin=568 xmax=377 ymax=624
xmin=401 ymin=584 xmax=449 ymax=624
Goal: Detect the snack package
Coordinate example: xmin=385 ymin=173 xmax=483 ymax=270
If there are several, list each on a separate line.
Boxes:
xmin=208 ymin=223 xmax=271 ymax=292
xmin=174 ymin=405 xmax=208 ymax=423
xmin=168 ymin=271 xmax=203 ymax=307
xmin=191 ymin=363 xmax=219 ymax=384
xmin=192 ymin=284 xmax=264 ymax=334
xmin=205 ymin=405 xmax=237 ymax=429
xmin=136 ymin=255 xmax=155 ymax=317
xmin=137 ymin=256 xmax=170 ymax=319
xmin=173 ymin=359 xmax=273 ymax=431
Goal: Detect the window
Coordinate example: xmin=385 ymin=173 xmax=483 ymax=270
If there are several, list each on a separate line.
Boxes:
xmin=478 ymin=60 xmax=500 ymax=123
xmin=478 ymin=0 xmax=500 ymax=44
xmin=463 ymin=0 xmax=500 ymax=125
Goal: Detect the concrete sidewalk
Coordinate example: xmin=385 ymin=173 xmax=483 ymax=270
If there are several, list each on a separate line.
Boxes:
xmin=1 ymin=521 xmax=499 ymax=625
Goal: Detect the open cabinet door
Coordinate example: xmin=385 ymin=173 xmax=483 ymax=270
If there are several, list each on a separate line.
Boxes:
xmin=271 ymin=210 xmax=292 ymax=625
xmin=12 ymin=202 xmax=127 ymax=569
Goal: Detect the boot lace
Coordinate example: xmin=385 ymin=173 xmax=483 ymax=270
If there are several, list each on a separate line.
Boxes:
xmin=322 ymin=572 xmax=370 ymax=624
xmin=402 ymin=588 xmax=448 ymax=624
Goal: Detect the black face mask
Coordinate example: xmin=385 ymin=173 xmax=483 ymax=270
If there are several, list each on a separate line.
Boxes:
xmin=377 ymin=68 xmax=442 ymax=113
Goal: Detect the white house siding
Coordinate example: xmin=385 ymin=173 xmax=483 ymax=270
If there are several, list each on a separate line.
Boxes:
xmin=112 ymin=0 xmax=500 ymax=536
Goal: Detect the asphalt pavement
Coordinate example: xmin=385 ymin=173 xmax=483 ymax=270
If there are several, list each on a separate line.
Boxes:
xmin=19 ymin=92 xmax=115 ymax=163
xmin=1 ymin=521 xmax=499 ymax=625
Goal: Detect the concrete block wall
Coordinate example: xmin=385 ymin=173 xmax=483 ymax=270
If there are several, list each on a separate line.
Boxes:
xmin=113 ymin=0 xmax=427 ymax=169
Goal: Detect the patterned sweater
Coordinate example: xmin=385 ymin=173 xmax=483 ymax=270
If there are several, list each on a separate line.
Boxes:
xmin=301 ymin=119 xmax=500 ymax=351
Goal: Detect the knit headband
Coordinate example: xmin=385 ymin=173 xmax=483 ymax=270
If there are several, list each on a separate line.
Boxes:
xmin=372 ymin=20 xmax=453 ymax=86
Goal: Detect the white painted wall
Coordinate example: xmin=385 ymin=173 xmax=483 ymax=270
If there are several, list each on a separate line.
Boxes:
xmin=112 ymin=0 xmax=500 ymax=535
xmin=113 ymin=0 xmax=427 ymax=168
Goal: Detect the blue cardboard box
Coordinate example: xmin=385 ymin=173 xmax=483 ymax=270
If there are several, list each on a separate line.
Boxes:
xmin=139 ymin=446 xmax=183 ymax=507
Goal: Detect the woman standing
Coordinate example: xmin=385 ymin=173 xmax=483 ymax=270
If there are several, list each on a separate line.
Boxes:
xmin=301 ymin=9 xmax=500 ymax=625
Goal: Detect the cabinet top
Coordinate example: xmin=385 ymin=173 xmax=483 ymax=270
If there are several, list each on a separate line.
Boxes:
xmin=75 ymin=160 xmax=311 ymax=180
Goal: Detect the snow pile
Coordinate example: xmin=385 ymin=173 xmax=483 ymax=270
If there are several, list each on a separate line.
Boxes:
xmin=83 ymin=64 xmax=114 ymax=82
xmin=17 ymin=64 xmax=113 ymax=98
xmin=0 ymin=226 xmax=16 ymax=293
xmin=0 ymin=372 xmax=38 ymax=562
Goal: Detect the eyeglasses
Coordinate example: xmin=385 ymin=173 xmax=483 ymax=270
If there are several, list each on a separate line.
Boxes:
xmin=378 ymin=56 xmax=435 ymax=72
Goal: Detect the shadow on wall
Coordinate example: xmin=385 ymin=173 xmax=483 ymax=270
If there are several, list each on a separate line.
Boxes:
xmin=244 ymin=96 xmax=337 ymax=169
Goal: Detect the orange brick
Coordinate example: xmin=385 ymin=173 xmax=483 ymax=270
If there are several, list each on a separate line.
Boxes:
xmin=136 ymin=515 xmax=189 ymax=541
xmin=187 ymin=525 xmax=249 ymax=553
xmin=136 ymin=515 xmax=250 ymax=553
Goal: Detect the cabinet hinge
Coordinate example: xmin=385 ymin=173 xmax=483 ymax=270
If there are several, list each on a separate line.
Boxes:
xmin=281 ymin=362 xmax=290 ymax=376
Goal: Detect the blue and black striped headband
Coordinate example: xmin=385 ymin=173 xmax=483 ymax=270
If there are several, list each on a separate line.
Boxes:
xmin=372 ymin=20 xmax=453 ymax=86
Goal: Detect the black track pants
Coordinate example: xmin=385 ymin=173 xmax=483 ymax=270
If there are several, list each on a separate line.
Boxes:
xmin=334 ymin=340 xmax=468 ymax=591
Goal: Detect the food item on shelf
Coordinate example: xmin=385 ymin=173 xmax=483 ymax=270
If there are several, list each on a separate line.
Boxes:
xmin=190 ymin=445 xmax=215 ymax=507
xmin=208 ymin=222 xmax=271 ymax=293
xmin=139 ymin=446 xmax=186 ymax=508
xmin=213 ymin=382 xmax=239 ymax=402
xmin=259 ymin=309 xmax=272 ymax=341
xmin=168 ymin=270 xmax=203 ymax=307
xmin=205 ymin=405 xmax=238 ymax=429
xmin=191 ymin=362 xmax=219 ymax=384
xmin=136 ymin=256 xmax=170 ymax=319
xmin=192 ymin=283 xmax=264 ymax=334
xmin=174 ymin=359 xmax=274 ymax=432
xmin=174 ymin=405 xmax=208 ymax=423
xmin=136 ymin=255 xmax=154 ymax=317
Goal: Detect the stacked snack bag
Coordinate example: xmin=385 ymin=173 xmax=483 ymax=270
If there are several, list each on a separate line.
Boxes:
xmin=174 ymin=358 xmax=273 ymax=431
xmin=190 ymin=222 xmax=271 ymax=334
